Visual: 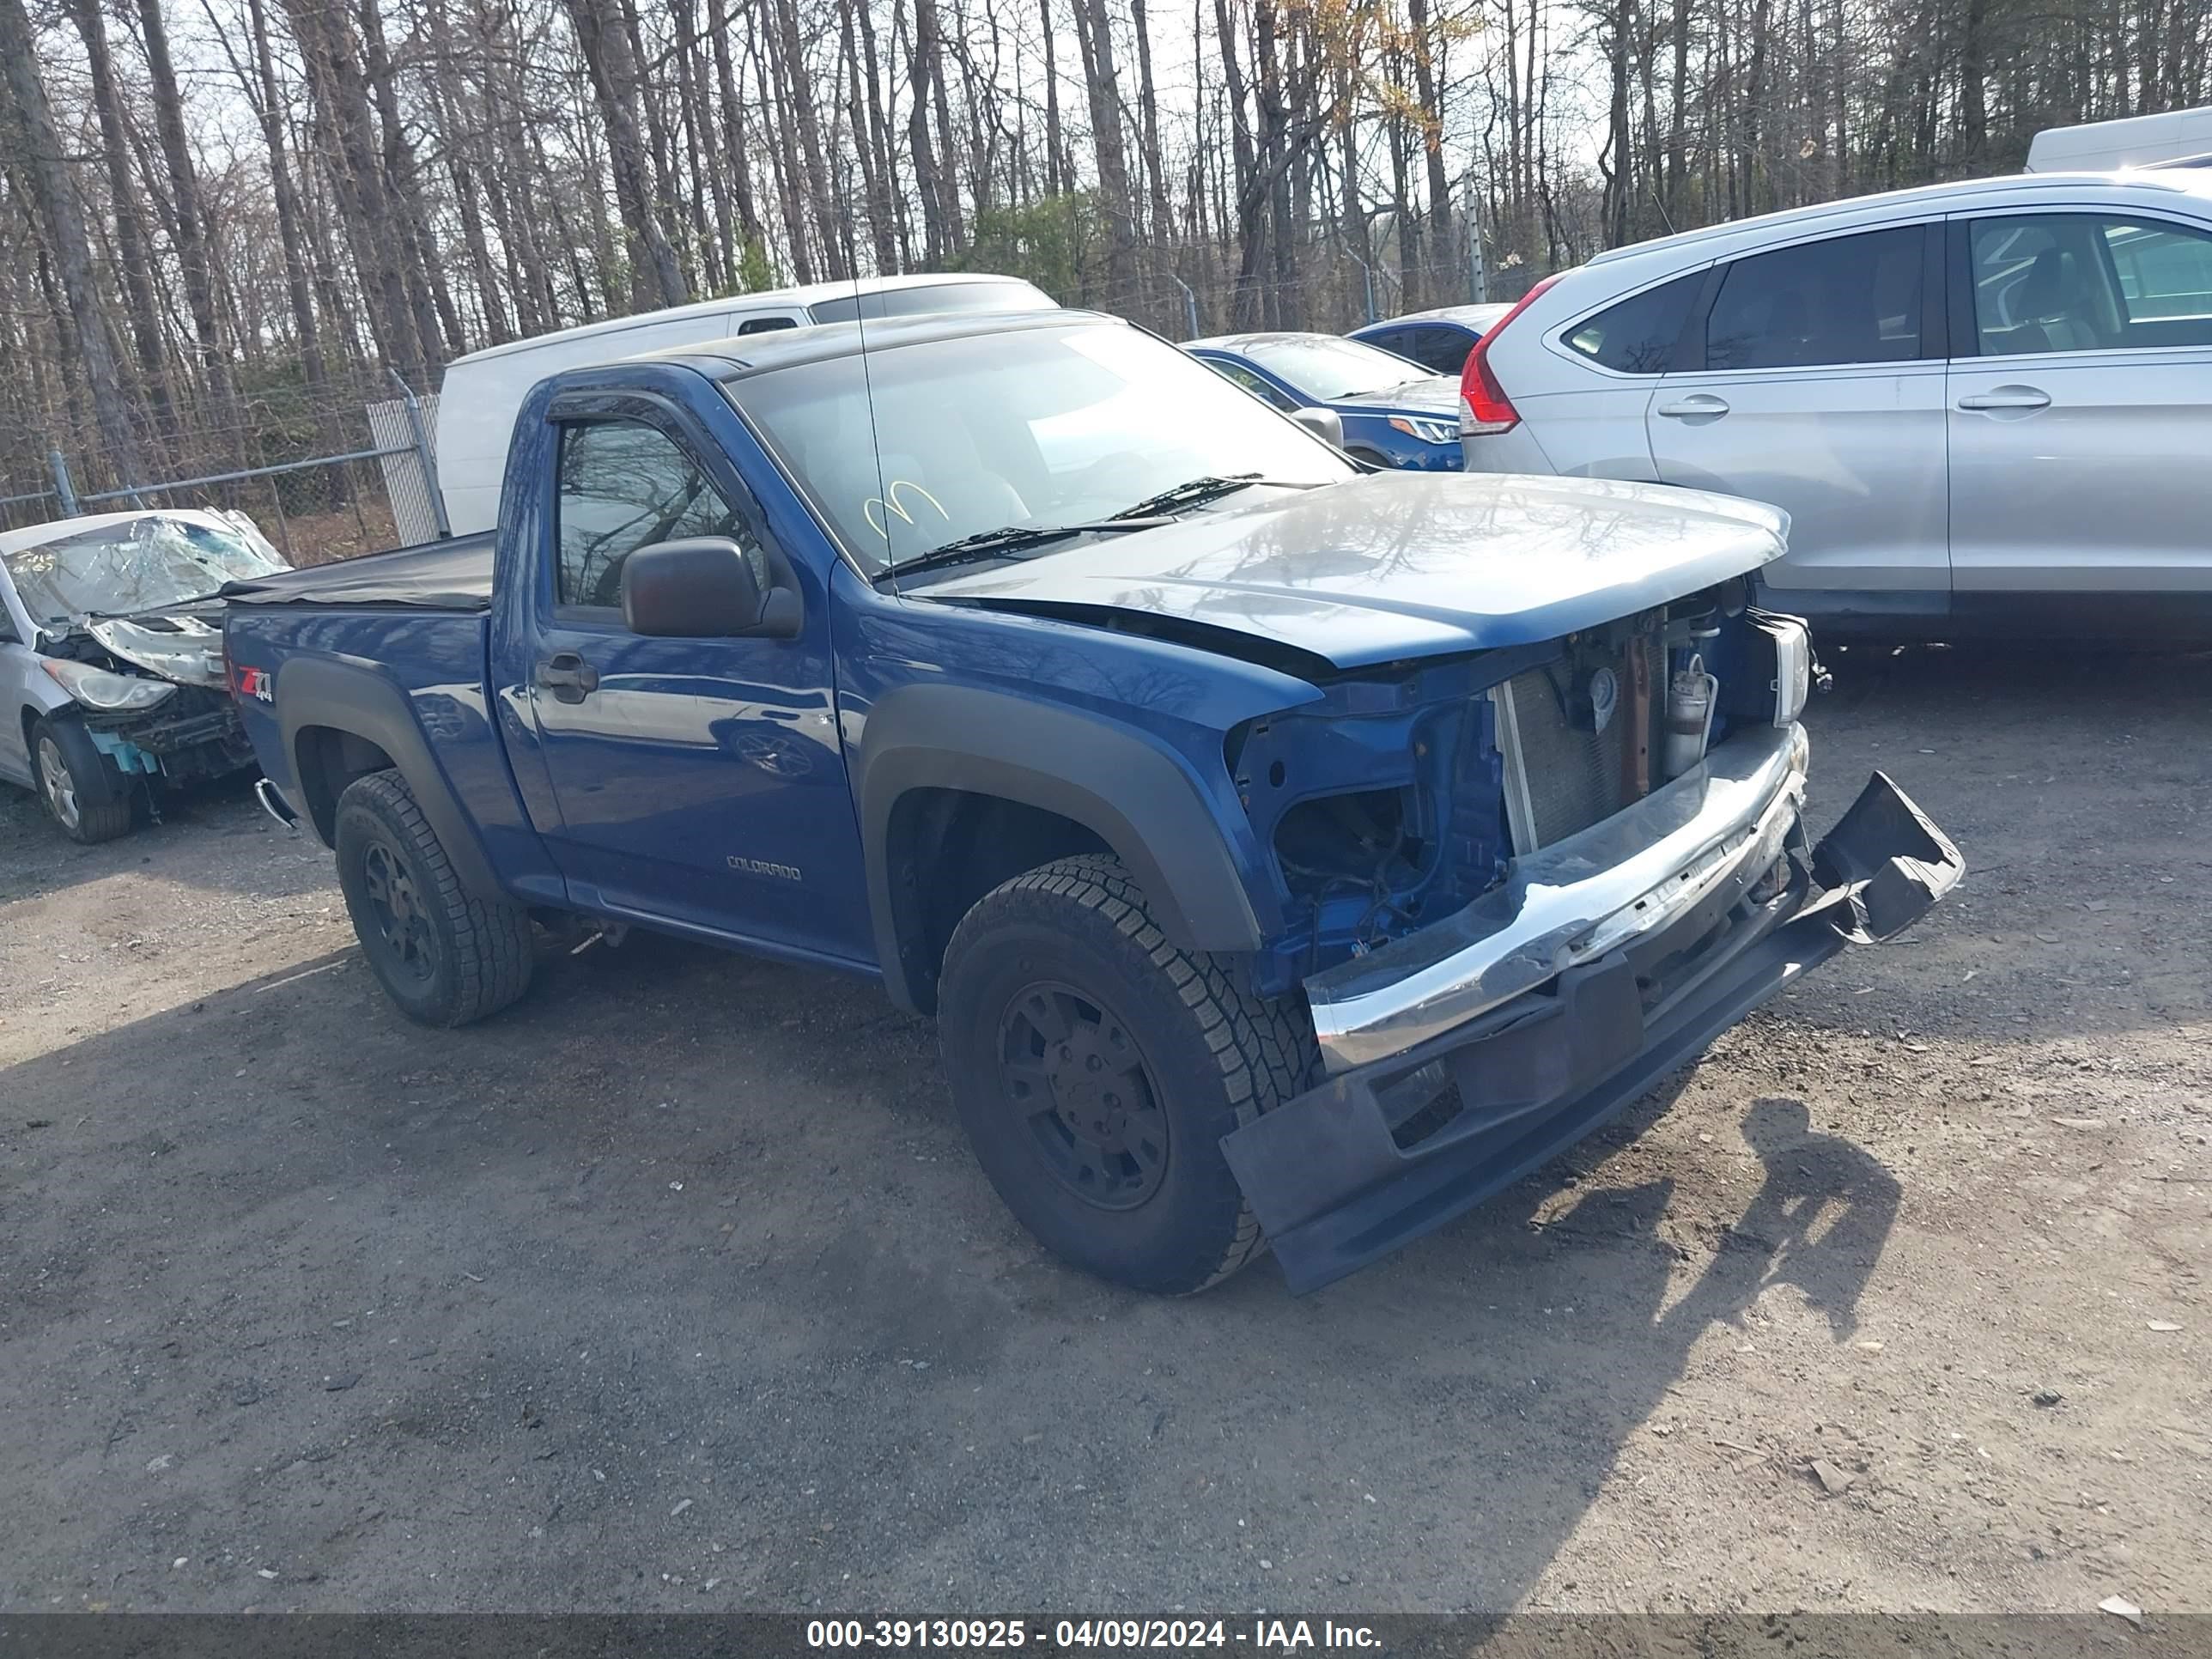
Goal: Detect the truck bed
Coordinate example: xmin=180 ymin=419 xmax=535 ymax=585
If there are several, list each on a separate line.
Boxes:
xmin=223 ymin=532 xmax=495 ymax=611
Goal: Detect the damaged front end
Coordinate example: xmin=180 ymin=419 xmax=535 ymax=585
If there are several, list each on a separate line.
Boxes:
xmin=41 ymin=605 xmax=255 ymax=789
xmin=1215 ymin=590 xmax=1962 ymax=1294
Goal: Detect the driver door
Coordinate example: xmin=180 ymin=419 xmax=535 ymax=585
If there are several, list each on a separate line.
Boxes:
xmin=521 ymin=392 xmax=873 ymax=965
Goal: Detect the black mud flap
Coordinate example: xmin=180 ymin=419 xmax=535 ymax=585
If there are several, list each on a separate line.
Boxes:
xmin=1809 ymin=771 xmax=1963 ymax=943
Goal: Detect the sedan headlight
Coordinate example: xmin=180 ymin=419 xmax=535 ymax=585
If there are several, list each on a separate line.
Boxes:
xmin=1389 ymin=416 xmax=1458 ymax=446
xmin=41 ymin=658 xmax=179 ymax=713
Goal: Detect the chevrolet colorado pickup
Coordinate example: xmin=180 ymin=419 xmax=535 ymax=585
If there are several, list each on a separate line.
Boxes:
xmin=222 ymin=308 xmax=1961 ymax=1296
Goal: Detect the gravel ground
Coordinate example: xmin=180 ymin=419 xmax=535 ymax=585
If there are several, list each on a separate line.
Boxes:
xmin=1 ymin=641 xmax=2207 ymax=1617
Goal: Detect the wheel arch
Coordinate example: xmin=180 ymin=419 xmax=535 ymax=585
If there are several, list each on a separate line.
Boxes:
xmin=275 ymin=655 xmax=502 ymax=902
xmin=858 ymin=684 xmax=1265 ymax=1014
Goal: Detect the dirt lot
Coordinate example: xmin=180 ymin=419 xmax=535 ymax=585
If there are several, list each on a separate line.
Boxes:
xmin=1 ymin=643 xmax=2207 ymax=1617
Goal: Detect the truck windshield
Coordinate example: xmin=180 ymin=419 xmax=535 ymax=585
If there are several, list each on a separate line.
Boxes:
xmin=3 ymin=515 xmax=289 ymax=625
xmin=729 ymin=321 xmax=1355 ymax=573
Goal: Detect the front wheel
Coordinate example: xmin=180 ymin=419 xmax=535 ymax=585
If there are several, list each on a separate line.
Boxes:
xmin=938 ymin=856 xmax=1317 ymax=1294
xmin=32 ymin=715 xmax=132 ymax=844
xmin=333 ymin=769 xmax=534 ymax=1026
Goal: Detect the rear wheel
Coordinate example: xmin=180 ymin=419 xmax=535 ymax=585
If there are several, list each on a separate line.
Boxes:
xmin=938 ymin=855 xmax=1317 ymax=1294
xmin=31 ymin=715 xmax=131 ymax=844
xmin=334 ymin=769 xmax=533 ymax=1026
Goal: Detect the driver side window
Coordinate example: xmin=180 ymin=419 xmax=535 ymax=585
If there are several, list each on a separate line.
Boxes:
xmin=1203 ymin=359 xmax=1297 ymax=411
xmin=555 ymin=419 xmax=762 ymax=611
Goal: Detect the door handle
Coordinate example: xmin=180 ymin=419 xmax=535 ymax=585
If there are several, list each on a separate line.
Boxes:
xmin=1656 ymin=394 xmax=1730 ymax=419
xmin=1956 ymin=386 xmax=2051 ymax=412
xmin=534 ymin=652 xmax=600 ymax=703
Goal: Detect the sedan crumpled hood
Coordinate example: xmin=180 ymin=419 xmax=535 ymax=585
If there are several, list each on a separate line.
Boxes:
xmin=85 ymin=609 xmax=227 ymax=688
xmin=924 ymin=471 xmax=1790 ymax=670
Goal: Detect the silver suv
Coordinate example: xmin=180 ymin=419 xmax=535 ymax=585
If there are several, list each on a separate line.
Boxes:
xmin=1458 ymin=170 xmax=2212 ymax=636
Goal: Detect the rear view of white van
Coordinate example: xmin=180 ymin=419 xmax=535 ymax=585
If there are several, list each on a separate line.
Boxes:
xmin=432 ymin=272 xmax=1055 ymax=535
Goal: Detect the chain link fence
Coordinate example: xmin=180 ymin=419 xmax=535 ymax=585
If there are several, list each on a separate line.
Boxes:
xmin=0 ymin=371 xmax=447 ymax=568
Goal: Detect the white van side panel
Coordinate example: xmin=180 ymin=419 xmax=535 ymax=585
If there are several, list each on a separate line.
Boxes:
xmin=434 ymin=311 xmax=752 ymax=535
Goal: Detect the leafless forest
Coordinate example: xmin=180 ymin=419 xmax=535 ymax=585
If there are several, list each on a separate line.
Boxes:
xmin=2 ymin=0 xmax=2209 ymax=512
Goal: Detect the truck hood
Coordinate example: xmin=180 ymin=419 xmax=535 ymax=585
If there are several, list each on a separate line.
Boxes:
xmin=923 ymin=471 xmax=1789 ymax=670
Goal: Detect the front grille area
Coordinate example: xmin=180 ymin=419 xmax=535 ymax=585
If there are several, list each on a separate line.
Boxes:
xmin=1494 ymin=635 xmax=1664 ymax=851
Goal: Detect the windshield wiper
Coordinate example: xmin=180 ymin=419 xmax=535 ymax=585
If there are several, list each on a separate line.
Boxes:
xmin=873 ymin=518 xmax=1169 ymax=583
xmin=1106 ymin=474 xmax=1318 ymax=520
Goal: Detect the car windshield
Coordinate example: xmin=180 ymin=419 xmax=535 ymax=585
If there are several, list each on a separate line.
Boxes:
xmin=730 ymin=322 xmax=1354 ymax=574
xmin=3 ymin=515 xmax=289 ymax=625
xmin=1238 ymin=336 xmax=1425 ymax=400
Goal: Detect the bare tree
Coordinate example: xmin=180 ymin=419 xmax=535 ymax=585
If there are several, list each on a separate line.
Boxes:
xmin=0 ymin=0 xmax=148 ymax=481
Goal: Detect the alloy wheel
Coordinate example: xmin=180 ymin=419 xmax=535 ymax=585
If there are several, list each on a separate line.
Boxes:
xmin=36 ymin=737 xmax=80 ymax=832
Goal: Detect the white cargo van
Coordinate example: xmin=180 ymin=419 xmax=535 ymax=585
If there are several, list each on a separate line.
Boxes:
xmin=431 ymin=272 xmax=1056 ymax=534
xmin=2026 ymin=106 xmax=2212 ymax=173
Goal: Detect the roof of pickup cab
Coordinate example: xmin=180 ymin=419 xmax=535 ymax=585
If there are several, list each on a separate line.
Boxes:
xmin=634 ymin=307 xmax=1125 ymax=381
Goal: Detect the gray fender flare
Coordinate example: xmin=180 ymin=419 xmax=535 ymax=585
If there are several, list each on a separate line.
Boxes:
xmin=857 ymin=684 xmax=1265 ymax=1010
xmin=275 ymin=654 xmax=503 ymax=902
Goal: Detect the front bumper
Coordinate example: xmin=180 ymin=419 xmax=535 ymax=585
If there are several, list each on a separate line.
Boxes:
xmin=1223 ymin=735 xmax=1961 ymax=1294
xmin=84 ymin=693 xmax=256 ymax=786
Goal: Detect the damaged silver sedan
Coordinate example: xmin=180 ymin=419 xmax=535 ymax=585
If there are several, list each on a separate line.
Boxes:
xmin=0 ymin=509 xmax=289 ymax=842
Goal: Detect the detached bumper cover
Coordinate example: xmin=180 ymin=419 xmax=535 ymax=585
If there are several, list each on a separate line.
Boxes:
xmin=1224 ymin=761 xmax=1960 ymax=1295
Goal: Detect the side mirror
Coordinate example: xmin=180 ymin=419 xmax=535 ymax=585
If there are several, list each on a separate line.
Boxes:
xmin=621 ymin=538 xmax=797 ymax=638
xmin=1291 ymin=406 xmax=1345 ymax=448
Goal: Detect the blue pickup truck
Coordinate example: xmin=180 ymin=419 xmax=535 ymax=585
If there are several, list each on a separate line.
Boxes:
xmin=222 ymin=308 xmax=1960 ymax=1296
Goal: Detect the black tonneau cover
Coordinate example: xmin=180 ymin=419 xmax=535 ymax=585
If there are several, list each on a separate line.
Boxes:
xmin=222 ymin=532 xmax=495 ymax=612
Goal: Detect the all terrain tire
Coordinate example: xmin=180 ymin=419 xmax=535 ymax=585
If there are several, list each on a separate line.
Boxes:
xmin=333 ymin=769 xmax=533 ymax=1026
xmin=938 ymin=855 xmax=1317 ymax=1294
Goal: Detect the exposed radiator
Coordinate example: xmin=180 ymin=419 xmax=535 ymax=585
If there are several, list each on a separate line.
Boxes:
xmin=1492 ymin=635 xmax=1664 ymax=852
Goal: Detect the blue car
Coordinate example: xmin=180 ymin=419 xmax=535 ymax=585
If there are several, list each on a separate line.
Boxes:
xmin=1184 ymin=333 xmax=1464 ymax=471
xmin=1348 ymin=302 xmax=1515 ymax=377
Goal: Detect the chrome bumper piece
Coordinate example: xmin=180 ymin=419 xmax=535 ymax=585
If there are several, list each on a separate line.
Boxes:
xmin=254 ymin=776 xmax=301 ymax=832
xmin=1306 ymin=723 xmax=1812 ymax=1074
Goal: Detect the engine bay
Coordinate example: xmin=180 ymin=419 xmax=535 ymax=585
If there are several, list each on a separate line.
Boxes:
xmin=1231 ymin=578 xmax=1811 ymax=997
